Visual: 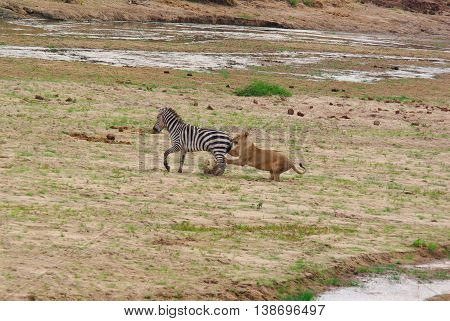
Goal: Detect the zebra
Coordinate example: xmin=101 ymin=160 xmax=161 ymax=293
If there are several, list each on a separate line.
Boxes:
xmin=152 ymin=107 xmax=232 ymax=175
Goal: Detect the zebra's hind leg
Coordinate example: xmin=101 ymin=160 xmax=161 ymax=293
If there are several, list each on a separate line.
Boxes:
xmin=163 ymin=146 xmax=180 ymax=172
xmin=178 ymin=150 xmax=186 ymax=173
xmin=212 ymin=153 xmax=226 ymax=176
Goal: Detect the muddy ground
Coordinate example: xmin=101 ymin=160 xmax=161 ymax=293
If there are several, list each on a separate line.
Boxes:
xmin=0 ymin=0 xmax=449 ymax=36
xmin=0 ymin=18 xmax=449 ymax=300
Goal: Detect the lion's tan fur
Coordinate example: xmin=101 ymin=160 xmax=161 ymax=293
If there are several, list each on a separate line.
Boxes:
xmin=227 ymin=132 xmax=305 ymax=181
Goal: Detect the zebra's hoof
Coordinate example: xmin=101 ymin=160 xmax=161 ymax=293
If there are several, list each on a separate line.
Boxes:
xmin=178 ymin=168 xmax=183 ymax=173
xmin=164 ymin=164 xmax=170 ymax=172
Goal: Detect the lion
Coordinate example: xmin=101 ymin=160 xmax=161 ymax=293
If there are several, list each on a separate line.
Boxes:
xmin=226 ymin=131 xmax=306 ymax=181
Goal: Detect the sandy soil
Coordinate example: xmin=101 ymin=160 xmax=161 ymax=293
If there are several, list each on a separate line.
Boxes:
xmin=0 ymin=13 xmax=448 ymax=300
xmin=0 ymin=0 xmax=449 ymax=36
xmin=0 ymin=56 xmax=448 ymax=300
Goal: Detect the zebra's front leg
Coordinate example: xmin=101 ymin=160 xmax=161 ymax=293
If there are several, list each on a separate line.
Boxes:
xmin=163 ymin=146 xmax=180 ymax=172
xmin=178 ymin=150 xmax=187 ymax=173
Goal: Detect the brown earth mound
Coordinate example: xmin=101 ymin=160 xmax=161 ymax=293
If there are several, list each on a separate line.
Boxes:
xmin=368 ymin=0 xmax=448 ymax=14
xmin=1 ymin=0 xmax=449 ymax=35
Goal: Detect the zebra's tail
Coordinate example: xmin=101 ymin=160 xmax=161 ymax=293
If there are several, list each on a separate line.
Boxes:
xmin=291 ymin=162 xmax=306 ymax=175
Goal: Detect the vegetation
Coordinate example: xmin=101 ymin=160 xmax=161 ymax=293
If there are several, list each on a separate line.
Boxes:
xmin=283 ymin=290 xmax=315 ymax=301
xmin=234 ymin=81 xmax=292 ymax=97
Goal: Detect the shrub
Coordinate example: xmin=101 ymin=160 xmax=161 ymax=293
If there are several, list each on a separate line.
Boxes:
xmin=412 ymin=238 xmax=427 ymax=248
xmin=234 ymin=81 xmax=292 ymax=97
xmin=288 ymin=0 xmax=300 ymax=6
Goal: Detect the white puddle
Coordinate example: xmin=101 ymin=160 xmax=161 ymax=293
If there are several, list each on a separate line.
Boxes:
xmin=2 ymin=19 xmax=449 ymax=82
xmin=319 ymin=260 xmax=450 ymax=301
xmin=7 ymin=19 xmax=433 ymax=49
xmin=319 ymin=276 xmax=449 ymax=301
xmin=0 ymin=45 xmax=449 ymax=83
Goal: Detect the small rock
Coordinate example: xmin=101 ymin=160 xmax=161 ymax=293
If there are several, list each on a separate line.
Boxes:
xmin=331 ymin=88 xmax=339 ymax=92
xmin=164 ymin=71 xmax=170 ymax=74
xmin=35 ymin=95 xmax=44 ymax=100
xmin=106 ymin=134 xmax=115 ymax=141
xmin=391 ymin=66 xmax=399 ymax=70
xmin=309 ymin=106 xmax=314 ymax=109
xmin=426 ymin=111 xmax=432 ymax=114
xmin=297 ymin=111 xmax=305 ymax=117
xmin=66 ymin=97 xmax=73 ymax=102
xmin=225 ymin=84 xmax=230 ymax=88
xmin=341 ymin=115 xmax=350 ymax=119
xmin=395 ymin=110 xmax=400 ymax=114
xmin=289 ymin=85 xmax=294 ymax=89
xmin=187 ymin=73 xmax=193 ymax=77
xmin=329 ymin=102 xmax=333 ymax=106
xmin=207 ymin=105 xmax=214 ymax=110
xmin=373 ymin=120 xmax=381 ymax=126
xmin=411 ymin=122 xmax=420 ymax=126
xmin=253 ymin=99 xmax=258 ymax=104
xmin=287 ymin=108 xmax=294 ymax=115
xmin=162 ymin=89 xmax=167 ymax=93
xmin=193 ymin=101 xmax=198 ymax=106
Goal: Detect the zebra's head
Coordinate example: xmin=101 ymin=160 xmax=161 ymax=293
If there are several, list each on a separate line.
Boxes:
xmin=152 ymin=108 xmax=168 ymax=134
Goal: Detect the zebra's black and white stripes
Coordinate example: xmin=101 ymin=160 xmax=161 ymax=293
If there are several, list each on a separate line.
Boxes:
xmin=152 ymin=107 xmax=232 ymax=175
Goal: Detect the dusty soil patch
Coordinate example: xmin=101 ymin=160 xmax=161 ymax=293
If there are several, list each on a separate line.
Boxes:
xmin=426 ymin=293 xmax=450 ymax=300
xmin=66 ymin=132 xmax=132 ymax=145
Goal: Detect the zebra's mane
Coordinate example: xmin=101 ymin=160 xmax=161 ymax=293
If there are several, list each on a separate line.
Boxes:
xmin=163 ymin=107 xmax=184 ymax=122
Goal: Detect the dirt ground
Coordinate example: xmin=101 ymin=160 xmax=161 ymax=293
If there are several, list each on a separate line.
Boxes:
xmin=1 ymin=0 xmax=449 ymax=36
xmin=0 ymin=16 xmax=449 ymax=300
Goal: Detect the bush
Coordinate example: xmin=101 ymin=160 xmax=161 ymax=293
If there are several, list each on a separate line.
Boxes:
xmin=412 ymin=239 xmax=427 ymax=248
xmin=288 ymin=0 xmax=300 ymax=6
xmin=234 ymin=81 xmax=292 ymax=97
xmin=412 ymin=239 xmax=438 ymax=252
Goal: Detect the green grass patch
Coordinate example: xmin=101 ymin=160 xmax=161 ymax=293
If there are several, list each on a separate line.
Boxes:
xmin=282 ymin=290 xmax=315 ymax=301
xmin=287 ymin=0 xmax=300 ymax=6
xmin=359 ymin=95 xmax=417 ymax=103
xmin=234 ymin=81 xmax=292 ymax=97
xmin=412 ymin=239 xmax=439 ymax=252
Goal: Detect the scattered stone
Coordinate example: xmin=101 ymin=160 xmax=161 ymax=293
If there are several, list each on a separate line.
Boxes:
xmin=237 ymin=106 xmax=243 ymax=110
xmin=289 ymin=85 xmax=294 ymax=89
xmin=297 ymin=112 xmax=305 ymax=117
xmin=193 ymin=101 xmax=198 ymax=106
xmin=106 ymin=134 xmax=115 ymax=141
xmin=395 ymin=110 xmax=400 ymax=114
xmin=427 ymin=111 xmax=432 ymax=114
xmin=373 ymin=120 xmax=381 ymax=126
xmin=207 ymin=105 xmax=214 ymax=110
xmin=35 ymin=95 xmax=45 ymax=100
xmin=66 ymin=97 xmax=73 ymax=102
xmin=329 ymin=102 xmax=334 ymax=106
xmin=331 ymin=88 xmax=339 ymax=92
xmin=225 ymin=84 xmax=230 ymax=88
xmin=287 ymin=108 xmax=294 ymax=115
xmin=164 ymin=70 xmax=170 ymax=74
xmin=253 ymin=99 xmax=258 ymax=104
xmin=309 ymin=106 xmax=314 ymax=109
xmin=187 ymin=73 xmax=193 ymax=77
xmin=391 ymin=66 xmax=399 ymax=70
xmin=341 ymin=115 xmax=350 ymax=119
xmin=162 ymin=89 xmax=167 ymax=93
xmin=411 ymin=122 xmax=420 ymax=126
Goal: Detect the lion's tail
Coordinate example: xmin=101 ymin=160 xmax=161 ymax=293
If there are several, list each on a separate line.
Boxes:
xmin=291 ymin=162 xmax=306 ymax=175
